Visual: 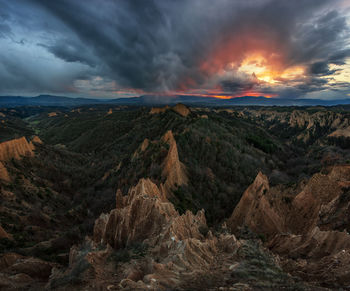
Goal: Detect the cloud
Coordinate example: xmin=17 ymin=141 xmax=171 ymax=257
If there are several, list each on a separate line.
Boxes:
xmin=0 ymin=0 xmax=348 ymax=98
xmin=0 ymin=23 xmax=11 ymax=39
xmin=38 ymin=40 xmax=97 ymax=67
xmin=309 ymin=62 xmax=337 ymax=76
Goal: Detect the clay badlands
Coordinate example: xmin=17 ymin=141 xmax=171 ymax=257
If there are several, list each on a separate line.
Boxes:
xmin=0 ymin=104 xmax=350 ymax=290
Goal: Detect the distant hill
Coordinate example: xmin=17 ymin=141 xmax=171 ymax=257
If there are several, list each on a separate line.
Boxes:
xmin=2 ymin=94 xmax=350 ymax=107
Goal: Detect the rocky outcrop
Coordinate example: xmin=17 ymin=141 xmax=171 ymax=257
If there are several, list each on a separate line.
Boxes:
xmin=229 ymin=165 xmax=350 ymax=236
xmin=227 ymin=172 xmax=286 ymax=236
xmin=58 ymin=177 xmax=249 ymax=290
xmin=47 ymin=172 xmax=306 ymax=290
xmin=150 ymin=106 xmax=169 ymax=114
xmin=0 ymin=136 xmax=40 ymax=182
xmin=140 ymin=138 xmax=149 ymax=152
xmin=0 ymin=253 xmax=57 ymax=290
xmin=172 ymin=104 xmax=190 ymax=117
xmin=289 ymin=167 xmax=347 ymax=234
xmin=329 ymin=126 xmax=350 ymax=138
xmin=236 ymin=108 xmax=350 ymax=144
xmin=0 ymin=161 xmax=10 ymax=182
xmin=0 ymin=225 xmax=12 ymax=240
xmin=160 ymin=130 xmax=188 ymax=197
xmin=132 ymin=138 xmax=149 ymax=160
xmin=94 ymin=178 xmax=183 ymax=248
xmin=131 ymin=130 xmax=187 ymax=199
xmin=0 ymin=137 xmax=35 ymax=161
xmin=31 ymin=136 xmax=43 ymax=144
xmin=268 ymin=227 xmax=350 ymax=286
xmin=228 ymin=165 xmax=350 ymax=287
xmin=150 ymin=104 xmax=191 ymax=117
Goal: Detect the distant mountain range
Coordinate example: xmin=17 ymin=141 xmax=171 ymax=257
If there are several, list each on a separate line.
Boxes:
xmin=2 ymin=94 xmax=350 ymax=107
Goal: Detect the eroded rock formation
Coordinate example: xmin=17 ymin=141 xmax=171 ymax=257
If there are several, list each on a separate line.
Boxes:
xmin=234 ymin=108 xmax=350 ymax=143
xmin=94 ymin=178 xmax=171 ymax=248
xmin=172 ymin=104 xmax=190 ymax=117
xmin=0 ymin=137 xmax=35 ymax=161
xmin=160 ymin=130 xmax=188 ymax=197
xmin=0 ymin=253 xmax=57 ymax=290
xmin=0 ymin=136 xmax=40 ymax=182
xmin=0 ymin=162 xmax=10 ymax=182
xmin=227 ymin=172 xmax=286 ymax=236
xmin=93 ymin=178 xmax=199 ymax=249
xmin=53 ymin=170 xmax=310 ymax=290
xmin=44 ymin=159 xmax=315 ymax=289
xmin=0 ymin=225 xmax=12 ymax=240
xmin=150 ymin=104 xmax=190 ymax=117
xmin=228 ymin=165 xmax=350 ymax=287
xmin=150 ymin=106 xmax=169 ymax=114
xmin=131 ymin=130 xmax=188 ymax=199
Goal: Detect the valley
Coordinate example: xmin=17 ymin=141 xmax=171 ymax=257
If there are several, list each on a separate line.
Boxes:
xmin=0 ymin=104 xmax=350 ymax=290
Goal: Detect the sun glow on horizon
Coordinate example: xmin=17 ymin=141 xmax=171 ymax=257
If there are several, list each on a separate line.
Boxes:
xmin=177 ymin=91 xmax=277 ymax=99
xmin=238 ymin=54 xmax=305 ymax=84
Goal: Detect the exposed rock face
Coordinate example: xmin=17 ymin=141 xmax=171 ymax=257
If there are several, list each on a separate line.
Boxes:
xmin=160 ymin=130 xmax=188 ymax=197
xmin=31 ymin=136 xmax=43 ymax=144
xmin=0 ymin=136 xmax=40 ymax=182
xmin=289 ymin=167 xmax=347 ymax=234
xmin=329 ymin=126 xmax=350 ymax=138
xmin=48 ymin=112 xmax=57 ymax=117
xmin=150 ymin=104 xmax=190 ymax=117
xmin=0 ymin=253 xmax=57 ymax=290
xmin=240 ymin=109 xmax=348 ymax=130
xmin=0 ymin=161 xmax=10 ymax=182
xmin=140 ymin=138 xmax=149 ymax=152
xmin=150 ymin=106 xmax=169 ymax=114
xmin=94 ymin=178 xmax=181 ymax=248
xmin=227 ymin=172 xmax=286 ymax=236
xmin=0 ymin=137 xmax=35 ymax=161
xmin=0 ymin=225 xmax=12 ymax=240
xmin=235 ymin=108 xmax=350 ymax=144
xmin=172 ymin=103 xmax=190 ymax=117
xmin=228 ymin=165 xmax=350 ymax=287
xmin=55 ymin=177 xmax=257 ymax=290
xmin=47 ymin=171 xmax=307 ymax=290
xmin=132 ymin=138 xmax=149 ymax=160
xmin=131 ymin=130 xmax=188 ymax=199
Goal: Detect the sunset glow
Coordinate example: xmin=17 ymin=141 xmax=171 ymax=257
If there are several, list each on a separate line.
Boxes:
xmin=0 ymin=0 xmax=349 ymax=100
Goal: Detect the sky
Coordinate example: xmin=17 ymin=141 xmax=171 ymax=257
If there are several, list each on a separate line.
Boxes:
xmin=0 ymin=0 xmax=349 ymax=100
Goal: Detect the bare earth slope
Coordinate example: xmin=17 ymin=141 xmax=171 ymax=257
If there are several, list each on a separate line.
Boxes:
xmin=48 ymin=177 xmax=304 ymax=290
xmin=228 ymin=165 xmax=350 ymax=287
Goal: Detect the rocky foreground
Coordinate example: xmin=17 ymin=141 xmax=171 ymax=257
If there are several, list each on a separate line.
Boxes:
xmin=1 ymin=129 xmax=350 ymax=290
xmin=228 ymin=166 xmax=350 ymax=287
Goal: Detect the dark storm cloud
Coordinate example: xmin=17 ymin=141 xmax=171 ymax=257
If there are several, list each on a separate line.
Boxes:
xmin=290 ymin=9 xmax=348 ymax=63
xmin=0 ymin=0 xmax=349 ymax=97
xmin=220 ymin=74 xmax=260 ymax=92
xmin=38 ymin=40 xmax=97 ymax=67
xmin=0 ymin=2 xmax=12 ymax=39
xmin=0 ymin=23 xmax=11 ymax=39
xmin=309 ymin=62 xmax=337 ymax=76
xmin=329 ymin=49 xmax=350 ymax=65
